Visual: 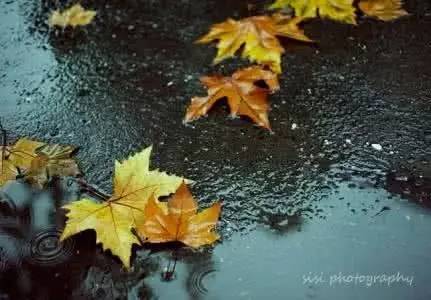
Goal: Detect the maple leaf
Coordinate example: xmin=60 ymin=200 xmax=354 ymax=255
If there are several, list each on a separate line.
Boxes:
xmin=137 ymin=183 xmax=221 ymax=248
xmin=0 ymin=159 xmax=19 ymax=187
xmin=0 ymin=138 xmax=80 ymax=187
xmin=61 ymin=146 xmax=183 ymax=268
xmin=0 ymin=139 xmax=41 ymax=185
xmin=49 ymin=4 xmax=96 ymax=28
xmin=359 ymin=0 xmax=408 ymax=21
xmin=270 ymin=0 xmax=357 ymax=24
xmin=184 ymin=66 xmax=280 ymax=130
xmin=197 ymin=15 xmax=312 ymax=73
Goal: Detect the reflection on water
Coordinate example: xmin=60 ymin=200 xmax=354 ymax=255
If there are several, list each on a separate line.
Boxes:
xmin=0 ymin=229 xmax=23 ymax=272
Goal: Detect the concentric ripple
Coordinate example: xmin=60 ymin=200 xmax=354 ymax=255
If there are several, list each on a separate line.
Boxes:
xmin=186 ymin=263 xmax=218 ymax=297
xmin=26 ymin=228 xmax=75 ymax=266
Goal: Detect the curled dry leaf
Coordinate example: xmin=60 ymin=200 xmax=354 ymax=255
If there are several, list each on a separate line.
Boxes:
xmin=197 ymin=15 xmax=312 ymax=73
xmin=0 ymin=138 xmax=80 ymax=187
xmin=49 ymin=4 xmax=96 ymax=28
xmin=137 ymin=183 xmax=221 ymax=248
xmin=270 ymin=0 xmax=357 ymax=24
xmin=184 ymin=66 xmax=280 ymax=130
xmin=359 ymin=0 xmax=408 ymax=21
xmin=61 ymin=146 xmax=183 ymax=268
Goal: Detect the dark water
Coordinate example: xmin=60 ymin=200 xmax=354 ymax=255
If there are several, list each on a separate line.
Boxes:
xmin=0 ymin=0 xmax=430 ymax=299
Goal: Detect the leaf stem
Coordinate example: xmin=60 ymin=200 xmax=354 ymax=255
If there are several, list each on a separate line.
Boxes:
xmin=76 ymin=178 xmax=111 ymax=200
xmin=131 ymin=228 xmax=146 ymax=246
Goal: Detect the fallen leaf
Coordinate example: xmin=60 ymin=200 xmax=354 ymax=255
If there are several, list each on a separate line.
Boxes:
xmin=137 ymin=183 xmax=221 ymax=248
xmin=0 ymin=138 xmax=80 ymax=187
xmin=27 ymin=142 xmax=80 ymax=187
xmin=61 ymin=146 xmax=183 ymax=268
xmin=6 ymin=138 xmax=44 ymax=169
xmin=270 ymin=0 xmax=357 ymax=24
xmin=184 ymin=66 xmax=280 ymax=130
xmin=49 ymin=4 xmax=96 ymax=28
xmin=0 ymin=158 xmax=20 ymax=187
xmin=359 ymin=0 xmax=408 ymax=21
xmin=197 ymin=15 xmax=311 ymax=73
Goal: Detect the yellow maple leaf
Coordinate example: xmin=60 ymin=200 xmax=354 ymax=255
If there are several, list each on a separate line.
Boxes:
xmin=359 ymin=0 xmax=408 ymax=21
xmin=137 ymin=183 xmax=221 ymax=248
xmin=61 ymin=146 xmax=183 ymax=268
xmin=0 ymin=138 xmax=80 ymax=187
xmin=197 ymin=15 xmax=312 ymax=73
xmin=0 ymin=158 xmax=20 ymax=187
xmin=49 ymin=4 xmax=96 ymax=28
xmin=270 ymin=0 xmax=357 ymax=24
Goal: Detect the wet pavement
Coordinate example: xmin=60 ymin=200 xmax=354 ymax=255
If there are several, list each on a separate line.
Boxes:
xmin=0 ymin=0 xmax=431 ymax=299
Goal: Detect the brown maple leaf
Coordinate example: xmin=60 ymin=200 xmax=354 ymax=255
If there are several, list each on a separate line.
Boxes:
xmin=137 ymin=183 xmax=221 ymax=248
xmin=184 ymin=66 xmax=280 ymax=130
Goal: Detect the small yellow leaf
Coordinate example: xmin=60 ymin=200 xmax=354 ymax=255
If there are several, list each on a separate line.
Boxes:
xmin=270 ymin=0 xmax=357 ymax=24
xmin=49 ymin=4 xmax=96 ymax=28
xmin=359 ymin=0 xmax=408 ymax=21
xmin=0 ymin=158 xmax=20 ymax=186
xmin=137 ymin=183 xmax=221 ymax=248
xmin=61 ymin=146 xmax=183 ymax=268
xmin=197 ymin=15 xmax=311 ymax=73
xmin=0 ymin=138 xmax=80 ymax=187
xmin=7 ymin=138 xmax=43 ymax=169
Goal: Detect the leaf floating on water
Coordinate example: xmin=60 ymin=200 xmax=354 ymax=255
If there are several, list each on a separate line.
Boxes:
xmin=197 ymin=15 xmax=311 ymax=73
xmin=61 ymin=146 xmax=183 ymax=268
xmin=49 ymin=4 xmax=96 ymax=28
xmin=185 ymin=66 xmax=279 ymax=130
xmin=270 ymin=0 xmax=357 ymax=24
xmin=137 ymin=183 xmax=221 ymax=248
xmin=359 ymin=0 xmax=408 ymax=21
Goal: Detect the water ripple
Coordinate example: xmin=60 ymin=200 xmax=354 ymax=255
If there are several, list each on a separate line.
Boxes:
xmin=25 ymin=228 xmax=75 ymax=267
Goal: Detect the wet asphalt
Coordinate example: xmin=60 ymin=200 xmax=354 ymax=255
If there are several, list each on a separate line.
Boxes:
xmin=0 ymin=0 xmax=431 ymax=299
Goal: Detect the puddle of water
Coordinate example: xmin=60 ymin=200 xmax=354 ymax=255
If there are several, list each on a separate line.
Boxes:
xmin=145 ymin=184 xmax=431 ymax=300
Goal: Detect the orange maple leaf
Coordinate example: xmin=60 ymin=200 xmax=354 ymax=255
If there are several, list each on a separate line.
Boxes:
xmin=359 ymin=0 xmax=408 ymax=21
xmin=184 ymin=66 xmax=280 ymax=130
xmin=137 ymin=183 xmax=221 ymax=248
xmin=197 ymin=15 xmax=312 ymax=73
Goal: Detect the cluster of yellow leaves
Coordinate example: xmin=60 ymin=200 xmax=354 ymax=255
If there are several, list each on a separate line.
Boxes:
xmin=44 ymin=1 xmax=408 ymax=131
xmin=192 ymin=0 xmax=408 ymax=130
xmin=184 ymin=66 xmax=279 ymax=130
xmin=197 ymin=15 xmax=312 ymax=74
xmin=61 ymin=147 xmax=221 ymax=268
xmin=49 ymin=4 xmax=96 ymax=28
xmin=270 ymin=0 xmax=357 ymax=24
xmin=270 ymin=0 xmax=407 ymax=23
xmin=0 ymin=138 xmax=80 ymax=188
